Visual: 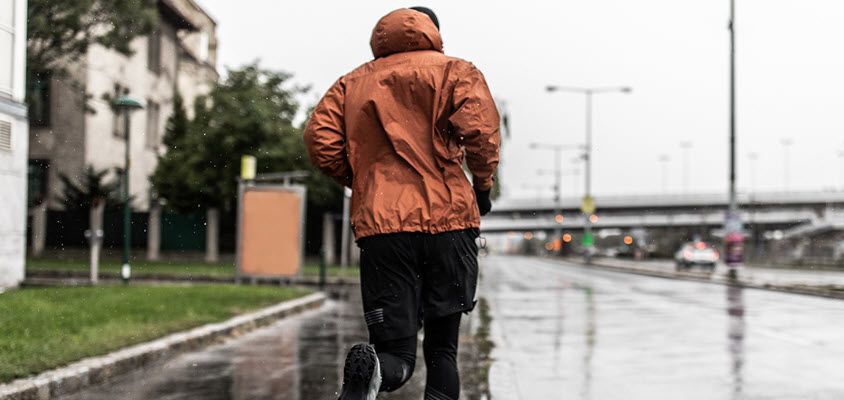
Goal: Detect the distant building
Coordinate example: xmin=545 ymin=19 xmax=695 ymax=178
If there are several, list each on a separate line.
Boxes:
xmin=27 ymin=0 xmax=218 ymax=253
xmin=0 ymin=0 xmax=29 ymax=288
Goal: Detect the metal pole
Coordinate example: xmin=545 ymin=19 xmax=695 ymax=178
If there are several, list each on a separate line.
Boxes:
xmin=122 ymin=110 xmax=132 ymax=283
xmin=728 ymin=0 xmax=736 ymax=216
xmin=340 ymin=187 xmax=352 ymax=270
xmin=584 ymin=91 xmax=594 ymax=263
xmin=724 ymin=0 xmax=743 ymax=280
xmin=554 ymin=148 xmax=563 ymax=255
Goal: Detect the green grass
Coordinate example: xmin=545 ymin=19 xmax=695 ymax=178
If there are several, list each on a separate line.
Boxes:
xmin=26 ymin=258 xmax=359 ymax=280
xmin=0 ymin=284 xmax=311 ymax=383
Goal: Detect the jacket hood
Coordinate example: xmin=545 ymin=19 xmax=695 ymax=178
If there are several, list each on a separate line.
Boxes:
xmin=370 ymin=8 xmax=444 ymax=59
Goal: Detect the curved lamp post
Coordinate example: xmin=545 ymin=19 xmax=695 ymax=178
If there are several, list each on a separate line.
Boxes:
xmin=112 ymin=96 xmax=144 ymax=284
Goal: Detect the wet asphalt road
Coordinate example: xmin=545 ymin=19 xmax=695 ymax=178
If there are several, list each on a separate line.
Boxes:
xmin=59 ymin=255 xmax=844 ymax=399
xmin=59 ymin=289 xmax=431 ymax=400
xmin=483 ymin=255 xmax=844 ymax=400
xmin=601 ymin=257 xmax=844 ymax=287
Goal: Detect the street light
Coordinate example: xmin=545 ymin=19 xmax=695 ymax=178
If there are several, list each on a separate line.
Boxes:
xmin=112 ymin=96 xmax=144 ymax=284
xmin=530 ymin=142 xmax=582 ymax=255
xmin=724 ymin=0 xmax=742 ymax=280
xmin=545 ymin=85 xmax=632 ymax=263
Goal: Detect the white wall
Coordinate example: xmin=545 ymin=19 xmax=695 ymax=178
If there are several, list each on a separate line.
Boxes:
xmin=0 ymin=0 xmax=29 ymax=288
xmin=84 ymin=23 xmax=179 ymax=211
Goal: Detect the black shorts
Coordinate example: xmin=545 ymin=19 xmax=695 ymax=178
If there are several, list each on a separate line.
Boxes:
xmin=357 ymin=229 xmax=479 ymax=343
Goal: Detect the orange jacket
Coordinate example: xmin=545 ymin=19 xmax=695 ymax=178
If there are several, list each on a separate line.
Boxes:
xmin=304 ymin=8 xmax=500 ymax=239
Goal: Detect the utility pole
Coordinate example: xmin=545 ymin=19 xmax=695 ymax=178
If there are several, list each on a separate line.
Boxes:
xmin=546 ymin=85 xmax=631 ymax=263
xmin=530 ymin=142 xmax=579 ymax=255
xmin=724 ymin=0 xmax=743 ymax=280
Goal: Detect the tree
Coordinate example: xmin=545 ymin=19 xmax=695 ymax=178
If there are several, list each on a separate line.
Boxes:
xmin=58 ymin=166 xmax=121 ymax=212
xmin=150 ymin=92 xmax=198 ymax=212
xmin=26 ymin=0 xmax=157 ymax=76
xmin=151 ymin=63 xmax=342 ymax=213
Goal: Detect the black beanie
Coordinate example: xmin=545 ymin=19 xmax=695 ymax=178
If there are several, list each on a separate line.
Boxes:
xmin=410 ymin=6 xmax=439 ymax=30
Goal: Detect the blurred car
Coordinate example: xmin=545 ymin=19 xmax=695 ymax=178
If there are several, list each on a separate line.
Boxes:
xmin=599 ymin=247 xmax=620 ymax=258
xmin=674 ymin=241 xmax=720 ymax=270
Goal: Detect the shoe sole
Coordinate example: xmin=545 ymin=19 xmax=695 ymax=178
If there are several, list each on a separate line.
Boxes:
xmin=339 ymin=344 xmax=381 ymax=400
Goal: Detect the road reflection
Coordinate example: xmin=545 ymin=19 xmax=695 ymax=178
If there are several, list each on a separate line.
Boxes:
xmin=59 ymin=290 xmax=427 ymax=400
xmin=726 ymin=285 xmax=745 ymax=400
xmin=581 ymin=286 xmax=596 ymax=400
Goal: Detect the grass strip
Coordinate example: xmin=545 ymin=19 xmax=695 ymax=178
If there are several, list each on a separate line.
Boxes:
xmin=0 ymin=284 xmax=311 ymax=383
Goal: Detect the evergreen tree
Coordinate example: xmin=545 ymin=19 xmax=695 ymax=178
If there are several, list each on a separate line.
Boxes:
xmin=150 ymin=92 xmax=200 ymax=212
xmin=151 ymin=64 xmax=342 ymax=213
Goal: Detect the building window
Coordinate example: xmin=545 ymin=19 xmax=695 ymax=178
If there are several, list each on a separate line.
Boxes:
xmin=112 ymin=83 xmax=129 ymax=138
xmin=147 ymin=29 xmax=161 ymax=74
xmin=0 ymin=0 xmax=14 ymax=96
xmin=145 ymin=99 xmax=160 ymax=148
xmin=27 ymin=71 xmax=51 ymax=126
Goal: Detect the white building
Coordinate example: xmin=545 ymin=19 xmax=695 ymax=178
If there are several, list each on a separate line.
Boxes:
xmin=27 ymin=0 xmax=218 ymax=252
xmin=0 ymin=0 xmax=28 ymax=288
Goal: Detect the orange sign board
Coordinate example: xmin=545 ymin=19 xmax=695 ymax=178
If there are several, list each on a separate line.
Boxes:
xmin=238 ymin=186 xmax=305 ymax=278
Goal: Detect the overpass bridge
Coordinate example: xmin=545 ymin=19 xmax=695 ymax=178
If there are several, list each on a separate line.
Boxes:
xmin=481 ymin=191 xmax=844 ymax=236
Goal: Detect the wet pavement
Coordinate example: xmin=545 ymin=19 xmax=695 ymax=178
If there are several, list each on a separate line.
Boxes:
xmin=601 ymin=257 xmax=844 ymax=287
xmin=59 ymin=289 xmax=432 ymax=400
xmin=57 ymin=255 xmax=844 ymax=399
xmin=483 ymin=255 xmax=844 ymax=399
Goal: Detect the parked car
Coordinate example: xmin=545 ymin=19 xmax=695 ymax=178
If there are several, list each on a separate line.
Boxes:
xmin=675 ymin=241 xmax=720 ymax=270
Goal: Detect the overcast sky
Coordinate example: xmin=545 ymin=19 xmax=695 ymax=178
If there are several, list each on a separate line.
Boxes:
xmin=196 ymin=0 xmax=844 ymax=199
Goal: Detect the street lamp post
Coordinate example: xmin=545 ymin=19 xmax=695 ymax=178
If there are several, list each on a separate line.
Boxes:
xmin=112 ymin=96 xmax=144 ymax=284
xmin=530 ymin=142 xmax=580 ymax=255
xmin=546 ymin=85 xmax=631 ymax=263
xmin=724 ymin=0 xmax=743 ymax=280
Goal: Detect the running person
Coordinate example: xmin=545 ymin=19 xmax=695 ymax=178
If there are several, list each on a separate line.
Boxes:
xmin=304 ymin=7 xmax=500 ymax=400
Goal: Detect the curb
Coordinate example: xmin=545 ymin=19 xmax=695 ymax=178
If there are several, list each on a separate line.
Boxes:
xmin=24 ymin=270 xmax=359 ymax=287
xmin=560 ymin=259 xmax=844 ymax=300
xmin=0 ymin=292 xmax=327 ymax=400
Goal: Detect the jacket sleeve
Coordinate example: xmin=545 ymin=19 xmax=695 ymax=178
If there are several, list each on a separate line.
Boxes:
xmin=304 ymin=78 xmax=352 ymax=188
xmin=449 ymin=65 xmax=501 ymax=191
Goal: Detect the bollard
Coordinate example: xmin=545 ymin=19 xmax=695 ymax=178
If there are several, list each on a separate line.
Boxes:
xmin=319 ymin=249 xmax=327 ymax=289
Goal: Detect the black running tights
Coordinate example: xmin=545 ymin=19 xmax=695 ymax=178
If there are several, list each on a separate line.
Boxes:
xmin=373 ymin=312 xmax=461 ymax=400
